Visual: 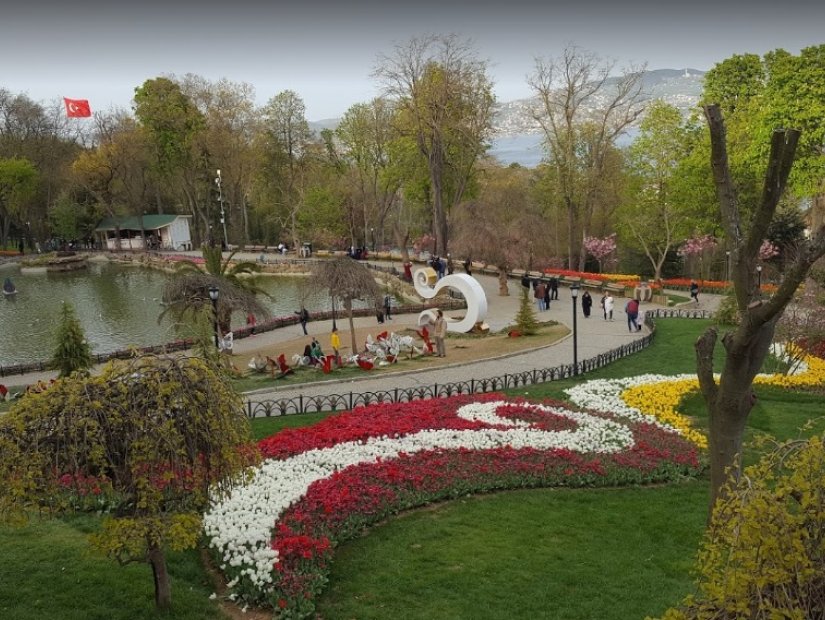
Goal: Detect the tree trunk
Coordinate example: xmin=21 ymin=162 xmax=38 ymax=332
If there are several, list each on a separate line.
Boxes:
xmin=345 ymin=298 xmax=357 ymax=355
xmin=498 ymin=269 xmax=509 ymax=296
xmin=147 ymin=543 xmax=172 ymax=610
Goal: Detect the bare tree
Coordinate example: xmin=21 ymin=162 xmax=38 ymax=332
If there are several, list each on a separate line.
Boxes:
xmin=374 ymin=34 xmax=495 ymax=257
xmin=529 ymin=45 xmax=646 ymax=270
xmin=696 ymin=104 xmax=825 ymax=512
xmin=312 ymin=257 xmax=381 ymax=355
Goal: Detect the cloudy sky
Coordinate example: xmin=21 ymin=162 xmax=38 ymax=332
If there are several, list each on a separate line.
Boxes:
xmin=3 ymin=1 xmax=824 ymax=120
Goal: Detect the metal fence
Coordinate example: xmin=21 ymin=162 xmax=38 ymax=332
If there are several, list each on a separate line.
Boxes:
xmin=243 ymin=307 xmax=714 ymax=418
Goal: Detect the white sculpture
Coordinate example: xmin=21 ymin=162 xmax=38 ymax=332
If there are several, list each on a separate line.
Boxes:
xmin=413 ymin=267 xmax=488 ymax=333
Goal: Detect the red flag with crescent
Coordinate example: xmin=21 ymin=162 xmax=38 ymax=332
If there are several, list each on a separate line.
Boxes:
xmin=63 ymin=97 xmax=92 ymax=118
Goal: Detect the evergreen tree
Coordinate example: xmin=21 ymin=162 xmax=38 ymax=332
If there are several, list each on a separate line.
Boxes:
xmin=51 ymin=302 xmax=92 ymax=377
xmin=514 ymin=287 xmax=540 ymax=335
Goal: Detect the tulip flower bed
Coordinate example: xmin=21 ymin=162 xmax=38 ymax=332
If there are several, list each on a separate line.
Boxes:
xmin=566 ymin=345 xmax=825 ymax=451
xmin=204 ymin=393 xmax=701 ymax=616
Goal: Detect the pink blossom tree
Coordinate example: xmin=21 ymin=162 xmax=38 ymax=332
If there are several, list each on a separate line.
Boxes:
xmin=678 ymin=234 xmax=718 ymax=279
xmin=583 ymin=234 xmax=617 ymax=273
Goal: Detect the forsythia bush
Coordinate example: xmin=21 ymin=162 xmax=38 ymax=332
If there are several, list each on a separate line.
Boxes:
xmin=654 ymin=435 xmax=825 ymax=619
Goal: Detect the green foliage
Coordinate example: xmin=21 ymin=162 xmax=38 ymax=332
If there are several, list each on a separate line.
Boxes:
xmin=0 ymin=157 xmax=39 ymax=227
xmin=713 ymin=287 xmax=740 ymax=327
xmin=48 ymin=193 xmax=101 ymax=242
xmin=51 ymin=301 xmax=92 ymax=377
xmin=514 ymin=287 xmax=540 ymax=335
xmin=0 ymin=355 xmax=257 ymax=606
xmin=655 ymin=434 xmax=825 ymax=620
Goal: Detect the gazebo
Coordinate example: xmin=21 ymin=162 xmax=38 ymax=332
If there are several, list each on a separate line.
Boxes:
xmin=95 ymin=215 xmax=193 ymax=251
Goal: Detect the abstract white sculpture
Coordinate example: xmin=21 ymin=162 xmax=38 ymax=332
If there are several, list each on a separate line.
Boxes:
xmin=413 ymin=267 xmax=488 ymax=333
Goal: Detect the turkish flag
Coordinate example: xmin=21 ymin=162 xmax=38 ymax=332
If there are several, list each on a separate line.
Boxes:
xmin=63 ymin=97 xmax=92 ymax=118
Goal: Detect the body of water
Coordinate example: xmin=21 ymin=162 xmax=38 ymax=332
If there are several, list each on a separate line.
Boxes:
xmin=0 ymin=260 xmax=349 ymax=366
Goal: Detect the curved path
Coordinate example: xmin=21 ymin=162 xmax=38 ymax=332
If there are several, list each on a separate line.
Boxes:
xmin=3 ymin=251 xmax=721 ymax=405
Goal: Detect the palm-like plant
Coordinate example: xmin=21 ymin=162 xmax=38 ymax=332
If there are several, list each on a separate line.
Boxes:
xmin=312 ymin=257 xmax=381 ymax=355
xmin=161 ymin=246 xmax=270 ymax=333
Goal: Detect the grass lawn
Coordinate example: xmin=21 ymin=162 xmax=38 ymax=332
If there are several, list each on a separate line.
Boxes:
xmin=1 ymin=317 xmax=821 ymax=619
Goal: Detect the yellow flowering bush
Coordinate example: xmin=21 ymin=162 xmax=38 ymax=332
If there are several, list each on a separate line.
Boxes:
xmin=653 ymin=435 xmax=825 ymax=620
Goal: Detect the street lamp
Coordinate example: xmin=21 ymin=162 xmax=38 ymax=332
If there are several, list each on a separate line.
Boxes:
xmin=215 ymin=169 xmax=229 ymax=250
xmin=370 ymin=227 xmax=375 ymax=252
xmin=331 ymin=295 xmax=337 ymax=331
xmin=757 ymin=264 xmax=763 ymax=293
xmin=570 ymin=284 xmax=580 ymax=375
xmin=726 ymin=251 xmax=731 ymax=283
xmin=208 ymin=286 xmax=220 ymax=349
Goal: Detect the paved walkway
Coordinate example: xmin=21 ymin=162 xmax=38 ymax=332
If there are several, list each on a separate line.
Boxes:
xmin=2 ymin=251 xmax=721 ymax=404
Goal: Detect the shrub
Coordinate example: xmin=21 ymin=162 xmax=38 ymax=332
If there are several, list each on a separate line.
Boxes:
xmin=654 ymin=434 xmax=825 ymax=619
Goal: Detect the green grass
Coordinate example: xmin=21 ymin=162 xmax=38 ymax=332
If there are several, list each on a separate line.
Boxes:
xmin=317 ymin=483 xmax=708 ymax=620
xmin=511 ymin=318 xmax=727 ymax=401
xmin=2 ymin=317 xmax=822 ymax=619
xmin=0 ymin=516 xmax=225 ymax=620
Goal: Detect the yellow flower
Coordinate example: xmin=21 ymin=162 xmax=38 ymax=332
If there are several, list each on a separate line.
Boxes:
xmin=619 ymin=348 xmax=825 ymax=450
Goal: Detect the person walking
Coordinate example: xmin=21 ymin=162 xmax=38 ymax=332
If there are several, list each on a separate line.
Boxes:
xmin=625 ymin=298 xmax=640 ymax=332
xmin=600 ymin=291 xmax=608 ymax=320
xmin=434 ymin=310 xmax=447 ymax=357
xmin=690 ymin=280 xmax=700 ymax=305
xmin=549 ymin=276 xmax=559 ymax=300
xmin=543 ymin=280 xmax=551 ymax=310
xmin=534 ymin=280 xmax=546 ymax=311
xmin=581 ymin=290 xmax=593 ymax=318
xmin=296 ymin=307 xmax=310 ymax=335
xmin=383 ymin=293 xmax=393 ymax=320
xmin=463 ymin=258 xmax=472 ymax=276
xmin=604 ymin=292 xmax=614 ymax=321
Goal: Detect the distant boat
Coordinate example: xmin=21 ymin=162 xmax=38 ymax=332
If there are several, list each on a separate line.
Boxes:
xmin=3 ymin=277 xmax=16 ymax=296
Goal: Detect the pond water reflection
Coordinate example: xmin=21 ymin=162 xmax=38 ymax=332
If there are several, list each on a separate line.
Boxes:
xmin=0 ymin=261 xmax=352 ymax=366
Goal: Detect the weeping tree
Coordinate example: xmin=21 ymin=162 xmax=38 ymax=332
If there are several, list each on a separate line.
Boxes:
xmin=312 ymin=257 xmax=380 ymax=355
xmin=0 ymin=355 xmax=257 ymax=610
xmin=161 ymin=246 xmax=270 ymax=334
xmin=697 ymin=104 xmax=825 ymax=512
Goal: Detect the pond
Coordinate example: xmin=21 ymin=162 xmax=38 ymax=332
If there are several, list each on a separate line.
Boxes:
xmin=0 ymin=260 xmax=355 ymax=366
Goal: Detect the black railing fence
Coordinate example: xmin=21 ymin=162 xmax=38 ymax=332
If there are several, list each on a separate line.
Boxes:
xmin=243 ymin=308 xmax=714 ymax=418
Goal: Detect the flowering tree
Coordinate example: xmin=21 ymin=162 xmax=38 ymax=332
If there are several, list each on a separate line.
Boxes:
xmin=758 ymin=239 xmax=780 ymax=260
xmin=678 ymin=234 xmax=718 ymax=279
xmin=0 ymin=355 xmax=256 ymax=610
xmin=583 ymin=234 xmax=616 ymax=273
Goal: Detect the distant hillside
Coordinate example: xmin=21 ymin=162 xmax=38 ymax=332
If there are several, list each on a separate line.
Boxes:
xmin=493 ymin=68 xmax=705 ymax=137
xmin=309 ymin=69 xmax=706 ymax=140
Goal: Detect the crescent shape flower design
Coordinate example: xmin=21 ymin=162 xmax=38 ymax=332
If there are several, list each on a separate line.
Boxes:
xmin=413 ymin=267 xmax=488 ymax=332
xmin=203 ymin=398 xmax=638 ymax=594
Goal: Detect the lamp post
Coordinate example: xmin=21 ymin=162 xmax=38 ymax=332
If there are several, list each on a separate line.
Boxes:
xmin=208 ymin=286 xmax=220 ymax=349
xmin=370 ymin=227 xmax=375 ymax=252
xmin=757 ymin=264 xmax=763 ymax=293
xmin=215 ymin=169 xmax=228 ymax=250
xmin=331 ymin=295 xmax=337 ymax=330
xmin=725 ymin=250 xmax=731 ymax=283
xmin=570 ymin=284 xmax=580 ymax=375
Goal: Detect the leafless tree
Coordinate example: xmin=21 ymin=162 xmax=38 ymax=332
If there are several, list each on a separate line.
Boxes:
xmin=528 ymin=45 xmax=646 ymax=270
xmin=696 ymin=104 xmax=825 ymax=512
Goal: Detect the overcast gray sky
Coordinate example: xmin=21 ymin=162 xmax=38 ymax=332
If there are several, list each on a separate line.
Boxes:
xmin=3 ymin=1 xmax=824 ymax=120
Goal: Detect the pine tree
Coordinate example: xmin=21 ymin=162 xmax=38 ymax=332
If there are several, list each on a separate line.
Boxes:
xmin=514 ymin=287 xmax=540 ymax=335
xmin=51 ymin=302 xmax=92 ymax=377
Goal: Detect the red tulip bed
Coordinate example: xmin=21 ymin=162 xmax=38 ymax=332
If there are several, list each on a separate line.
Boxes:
xmin=203 ymin=393 xmax=702 ymax=617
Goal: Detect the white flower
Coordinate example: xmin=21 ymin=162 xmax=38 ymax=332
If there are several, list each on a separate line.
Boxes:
xmin=203 ymin=399 xmax=637 ymax=597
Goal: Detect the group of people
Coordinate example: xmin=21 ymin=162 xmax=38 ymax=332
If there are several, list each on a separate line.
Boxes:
xmin=523 ymin=276 xmax=559 ymax=312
